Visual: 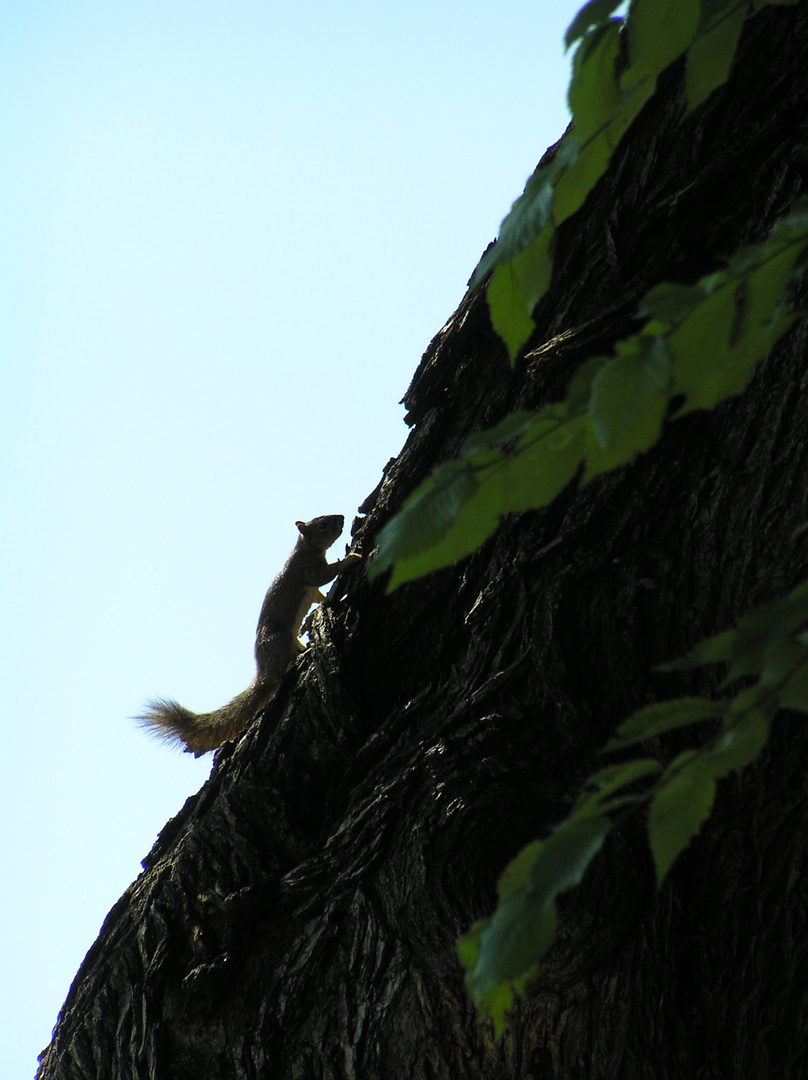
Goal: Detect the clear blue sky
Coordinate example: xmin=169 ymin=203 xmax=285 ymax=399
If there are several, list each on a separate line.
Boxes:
xmin=0 ymin=2 xmax=582 ymax=1073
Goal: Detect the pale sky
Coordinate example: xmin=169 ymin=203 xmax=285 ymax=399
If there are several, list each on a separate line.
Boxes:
xmin=0 ymin=2 xmax=582 ymax=1073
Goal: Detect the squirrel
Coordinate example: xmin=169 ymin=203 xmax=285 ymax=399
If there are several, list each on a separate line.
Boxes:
xmin=138 ymin=514 xmax=360 ymax=756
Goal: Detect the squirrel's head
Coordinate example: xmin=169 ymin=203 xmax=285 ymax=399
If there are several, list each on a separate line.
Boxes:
xmin=296 ymin=514 xmax=345 ymax=550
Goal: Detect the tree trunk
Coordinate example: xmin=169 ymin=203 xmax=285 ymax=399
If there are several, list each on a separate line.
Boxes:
xmin=38 ymin=6 xmax=808 ymax=1078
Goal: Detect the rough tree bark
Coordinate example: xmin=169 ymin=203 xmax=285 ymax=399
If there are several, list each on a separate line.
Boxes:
xmin=38 ymin=6 xmax=808 ymax=1079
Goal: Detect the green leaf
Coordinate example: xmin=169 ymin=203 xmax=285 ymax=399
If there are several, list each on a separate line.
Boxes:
xmin=553 ymin=130 xmax=613 ymax=224
xmin=457 ymin=918 xmax=485 ymax=971
xmin=502 ymin=415 xmax=586 ymax=511
xmin=478 ymin=979 xmax=523 ymax=1040
xmin=565 ymin=356 xmax=609 ymax=414
xmin=565 ymin=0 xmax=626 ymax=50
xmin=371 ymin=412 xmax=585 ymax=589
xmin=780 ymin=660 xmax=808 ymax=712
xmin=698 ymin=0 xmax=740 ymax=22
xmin=648 ymin=754 xmax=716 ymax=885
xmin=486 ymin=225 xmax=557 ymax=363
xmin=686 ymin=2 xmax=747 ymax=110
xmin=369 ymin=466 xmax=476 ymax=578
xmin=458 ymin=917 xmax=530 ymax=1037
xmin=584 ymin=336 xmax=671 ymax=479
xmin=497 ymin=839 xmax=543 ymax=897
xmin=472 ymin=139 xmax=576 ymax=287
xmin=625 ymin=0 xmax=700 ymax=82
xmin=707 ymin=711 xmax=772 ymax=775
xmin=669 ymin=236 xmax=807 ymax=415
xmin=769 ymin=196 xmax=808 ymax=237
xmin=640 ymin=280 xmax=710 ymax=329
xmin=462 ymin=812 xmax=611 ymax=1030
xmin=658 ymin=580 xmax=808 ymax=680
xmin=586 ymin=757 xmax=663 ymax=798
xmin=606 ymin=697 xmax=724 ymax=750
xmin=468 ymin=886 xmax=557 ymax=999
xmin=759 ymin=637 xmax=808 ymax=712
xmin=667 ymin=279 xmax=743 ymax=413
xmin=734 ymin=241 xmax=804 ymax=350
xmin=568 ymin=19 xmax=621 ymax=143
xmin=513 ymin=226 xmax=556 ymax=314
xmin=462 ymin=411 xmax=537 ymax=455
xmin=721 ymin=580 xmax=808 ymax=682
xmin=487 ymin=261 xmax=537 ymax=363
xmin=527 ymin=813 xmax=613 ymax=897
xmin=556 ymin=19 xmax=659 ymax=227
xmin=589 ymin=336 xmax=671 ymax=447
xmin=384 ymin=466 xmax=503 ymax=590
xmin=657 ymin=628 xmax=737 ymax=671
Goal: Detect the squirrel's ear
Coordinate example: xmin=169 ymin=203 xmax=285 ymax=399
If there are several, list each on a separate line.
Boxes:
xmin=296 ymin=520 xmax=310 ymax=539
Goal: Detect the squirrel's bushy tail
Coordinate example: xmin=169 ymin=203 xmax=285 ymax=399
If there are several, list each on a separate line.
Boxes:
xmin=137 ymin=679 xmax=277 ymax=757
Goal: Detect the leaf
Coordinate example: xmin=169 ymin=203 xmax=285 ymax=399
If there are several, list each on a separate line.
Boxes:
xmin=648 ymin=701 xmax=771 ymax=888
xmin=640 ymin=280 xmax=710 ymax=328
xmin=780 ymin=659 xmax=808 ymax=712
xmin=478 ymin=979 xmax=524 ymax=1040
xmin=568 ymin=19 xmax=621 ymax=143
xmin=699 ymin=0 xmax=740 ymax=21
xmin=468 ymin=886 xmax=557 ymax=1000
xmin=686 ymin=2 xmax=747 ymax=110
xmin=371 ymin=411 xmax=584 ymax=589
xmin=527 ymin=813 xmax=613 ymax=897
xmin=462 ymin=812 xmax=611 ymax=1030
xmin=667 ymin=279 xmax=743 ymax=413
xmin=553 ymin=130 xmax=614 ymax=225
xmin=734 ymin=241 xmax=804 ymax=353
xmin=385 ymin=466 xmax=503 ymax=590
xmin=669 ymin=236 xmax=807 ymax=415
xmin=625 ymin=0 xmax=700 ymax=83
xmin=458 ymin=918 xmax=531 ymax=1037
xmin=648 ymin=754 xmax=716 ymax=885
xmin=565 ymin=356 xmax=609 ymax=414
xmin=471 ymin=139 xmax=576 ymax=287
xmin=487 ymin=261 xmax=537 ymax=363
xmin=584 ymin=336 xmax=671 ymax=479
xmin=769 ymin=195 xmax=808 ymax=237
xmin=502 ymin=415 xmax=586 ymax=511
xmin=606 ymin=697 xmax=724 ymax=750
xmin=462 ymin=411 xmax=537 ymax=455
xmin=658 ymin=579 xmax=808 ymax=680
xmin=707 ymin=711 xmax=772 ymax=775
xmin=721 ymin=579 xmax=808 ymax=682
xmin=457 ymin=918 xmax=485 ymax=971
xmin=369 ymin=466 xmax=477 ymax=579
xmin=589 ymin=336 xmax=671 ymax=448
xmin=586 ymin=758 xmax=663 ymax=798
xmin=657 ymin=628 xmax=737 ymax=671
xmin=512 ymin=225 xmax=557 ymax=314
xmin=486 ymin=224 xmax=557 ymax=363
xmin=497 ymin=839 xmax=543 ymax=897
xmin=564 ymin=0 xmax=626 ymax=50
xmin=759 ymin=637 xmax=808 ymax=712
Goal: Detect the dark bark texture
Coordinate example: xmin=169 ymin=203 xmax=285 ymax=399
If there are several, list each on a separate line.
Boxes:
xmin=39 ymin=6 xmax=808 ymax=1079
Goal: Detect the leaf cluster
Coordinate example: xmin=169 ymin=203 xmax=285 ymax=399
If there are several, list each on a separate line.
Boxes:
xmin=368 ymin=0 xmax=808 ymax=1039
xmin=459 ymin=578 xmax=808 ymax=1034
xmin=371 ymin=201 xmax=808 ymax=590
xmin=472 ymin=0 xmax=799 ymax=363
